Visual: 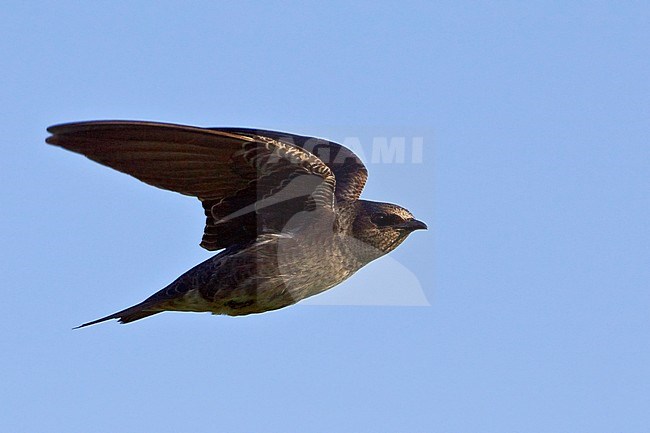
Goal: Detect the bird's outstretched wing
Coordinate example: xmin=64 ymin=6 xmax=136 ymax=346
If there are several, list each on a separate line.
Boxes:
xmin=46 ymin=121 xmax=337 ymax=250
xmin=210 ymin=128 xmax=368 ymax=203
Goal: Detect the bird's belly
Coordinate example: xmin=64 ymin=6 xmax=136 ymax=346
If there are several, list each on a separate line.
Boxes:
xmin=282 ymin=262 xmax=353 ymax=300
xmin=218 ymin=268 xmax=353 ymax=316
xmin=221 ymin=259 xmax=354 ymax=316
xmin=172 ymin=235 xmax=361 ymax=316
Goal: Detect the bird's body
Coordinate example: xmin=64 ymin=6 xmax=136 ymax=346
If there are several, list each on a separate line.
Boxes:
xmin=46 ymin=121 xmax=426 ymax=327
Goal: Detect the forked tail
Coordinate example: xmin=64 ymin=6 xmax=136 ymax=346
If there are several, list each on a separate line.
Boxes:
xmin=74 ymin=302 xmax=162 ymax=329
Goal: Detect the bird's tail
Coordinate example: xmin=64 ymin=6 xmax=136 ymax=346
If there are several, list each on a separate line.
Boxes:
xmin=74 ymin=302 xmax=162 ymax=329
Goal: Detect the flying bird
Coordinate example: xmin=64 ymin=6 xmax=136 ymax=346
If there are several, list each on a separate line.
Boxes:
xmin=46 ymin=121 xmax=427 ymax=327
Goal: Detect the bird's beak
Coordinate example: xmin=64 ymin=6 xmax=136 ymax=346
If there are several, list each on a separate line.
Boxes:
xmin=396 ymin=219 xmax=428 ymax=231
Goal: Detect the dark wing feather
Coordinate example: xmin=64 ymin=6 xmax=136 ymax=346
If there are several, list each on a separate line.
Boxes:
xmin=46 ymin=121 xmax=336 ymax=251
xmin=210 ymin=128 xmax=368 ymax=203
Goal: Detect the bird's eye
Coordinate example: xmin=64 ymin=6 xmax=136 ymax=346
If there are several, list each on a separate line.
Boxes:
xmin=371 ymin=213 xmax=403 ymax=227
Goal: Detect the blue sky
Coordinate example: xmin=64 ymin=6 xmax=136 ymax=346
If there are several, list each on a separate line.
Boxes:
xmin=2 ymin=1 xmax=649 ymax=432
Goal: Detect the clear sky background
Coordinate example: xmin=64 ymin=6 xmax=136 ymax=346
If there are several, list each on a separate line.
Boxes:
xmin=2 ymin=1 xmax=649 ymax=432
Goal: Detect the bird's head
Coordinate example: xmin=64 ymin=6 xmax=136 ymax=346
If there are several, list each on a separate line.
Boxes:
xmin=345 ymin=200 xmax=427 ymax=262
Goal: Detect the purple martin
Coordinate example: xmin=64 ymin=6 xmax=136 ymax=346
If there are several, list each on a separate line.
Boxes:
xmin=46 ymin=121 xmax=427 ymax=327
